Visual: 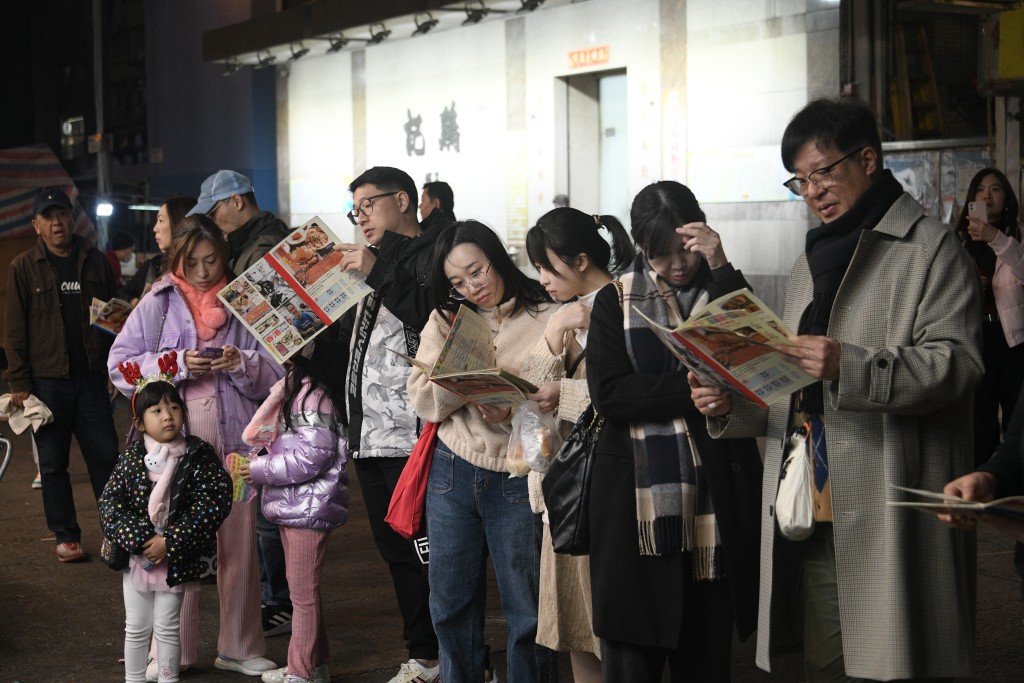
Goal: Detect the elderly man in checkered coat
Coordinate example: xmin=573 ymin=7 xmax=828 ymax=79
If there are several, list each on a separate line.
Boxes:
xmin=691 ymin=96 xmax=983 ymax=682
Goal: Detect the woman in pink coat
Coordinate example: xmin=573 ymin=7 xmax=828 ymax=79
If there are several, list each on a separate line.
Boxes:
xmin=955 ymin=167 xmax=1024 ymax=466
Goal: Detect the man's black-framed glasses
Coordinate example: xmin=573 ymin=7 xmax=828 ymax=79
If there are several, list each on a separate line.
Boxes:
xmin=449 ymin=262 xmax=492 ymax=301
xmin=347 ymin=191 xmax=400 ymax=225
xmin=782 ymin=147 xmax=864 ymax=196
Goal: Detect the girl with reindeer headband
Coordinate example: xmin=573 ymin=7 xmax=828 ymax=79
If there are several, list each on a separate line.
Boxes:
xmin=99 ymin=353 xmax=232 ymax=683
xmin=108 ymin=215 xmax=284 ymax=678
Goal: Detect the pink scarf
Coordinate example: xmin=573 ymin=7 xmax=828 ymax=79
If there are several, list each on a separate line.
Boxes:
xmin=143 ymin=434 xmax=187 ymax=532
xmin=243 ymin=377 xmax=287 ymax=448
xmin=167 ymin=273 xmax=229 ymax=341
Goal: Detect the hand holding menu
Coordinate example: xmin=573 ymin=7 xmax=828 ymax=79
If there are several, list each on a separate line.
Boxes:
xmin=887 ymin=485 xmax=1024 ymax=521
xmin=396 ymin=304 xmax=538 ymax=409
xmin=636 ymin=289 xmax=815 ymax=407
xmin=218 ymin=216 xmax=372 ymax=363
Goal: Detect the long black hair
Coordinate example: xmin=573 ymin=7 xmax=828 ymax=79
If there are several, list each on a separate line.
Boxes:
xmin=281 ymin=353 xmax=346 ymax=434
xmin=954 ymin=167 xmax=1020 ymax=246
xmin=526 ymin=207 xmax=634 ymax=276
xmin=430 ymin=220 xmax=550 ymax=319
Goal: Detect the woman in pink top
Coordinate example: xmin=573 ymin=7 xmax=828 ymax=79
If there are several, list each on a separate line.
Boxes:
xmin=955 ymin=167 xmax=1024 ymax=466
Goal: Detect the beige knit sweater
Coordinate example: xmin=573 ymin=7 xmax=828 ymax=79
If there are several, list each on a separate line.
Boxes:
xmin=520 ymin=310 xmax=593 ymax=512
xmin=407 ymin=298 xmax=555 ymax=473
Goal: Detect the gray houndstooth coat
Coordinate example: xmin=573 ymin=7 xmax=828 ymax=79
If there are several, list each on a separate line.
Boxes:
xmin=714 ymin=193 xmax=983 ymax=680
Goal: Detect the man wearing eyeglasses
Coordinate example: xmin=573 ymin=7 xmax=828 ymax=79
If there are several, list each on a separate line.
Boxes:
xmin=692 ymin=97 xmax=982 ymax=681
xmin=330 ymin=166 xmax=448 ymax=683
xmin=188 ymin=169 xmax=289 ymax=273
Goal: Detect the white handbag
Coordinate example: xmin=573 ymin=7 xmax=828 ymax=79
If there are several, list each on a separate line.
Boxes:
xmin=776 ymin=422 xmax=815 ymax=541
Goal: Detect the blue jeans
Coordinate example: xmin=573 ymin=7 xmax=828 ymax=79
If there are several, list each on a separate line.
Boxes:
xmin=33 ymin=373 xmax=119 ymax=544
xmin=426 ymin=440 xmax=539 ymax=683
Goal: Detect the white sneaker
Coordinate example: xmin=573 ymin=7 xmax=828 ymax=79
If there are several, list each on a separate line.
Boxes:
xmin=387 ymin=658 xmax=440 ymax=683
xmin=146 ymin=657 xmax=188 ymax=682
xmin=262 ymin=665 xmax=330 ymax=683
xmin=215 ymin=655 xmax=278 ymax=676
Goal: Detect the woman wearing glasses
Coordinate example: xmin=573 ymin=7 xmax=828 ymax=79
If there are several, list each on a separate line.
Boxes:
xmin=407 ymin=220 xmax=556 ymax=683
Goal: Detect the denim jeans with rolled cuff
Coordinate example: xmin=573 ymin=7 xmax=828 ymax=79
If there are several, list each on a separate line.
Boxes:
xmin=426 ymin=439 xmax=539 ymax=683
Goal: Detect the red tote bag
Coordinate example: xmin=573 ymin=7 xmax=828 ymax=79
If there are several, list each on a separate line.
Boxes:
xmin=385 ymin=421 xmax=439 ymax=540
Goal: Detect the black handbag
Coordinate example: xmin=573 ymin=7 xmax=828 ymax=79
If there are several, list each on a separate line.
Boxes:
xmin=542 ymin=403 xmax=604 ymax=555
xmin=100 ymin=535 xmax=129 ymax=571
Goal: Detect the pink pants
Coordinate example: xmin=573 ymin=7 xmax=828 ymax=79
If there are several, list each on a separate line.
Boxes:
xmin=154 ymin=395 xmax=265 ymax=665
xmin=281 ymin=526 xmax=331 ymax=678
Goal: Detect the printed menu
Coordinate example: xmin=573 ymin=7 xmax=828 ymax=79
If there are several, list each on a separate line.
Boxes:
xmin=218 ymin=216 xmax=372 ymax=363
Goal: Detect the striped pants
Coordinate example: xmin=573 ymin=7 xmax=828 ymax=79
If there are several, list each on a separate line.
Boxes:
xmin=281 ymin=527 xmax=332 ymax=678
xmin=154 ymin=395 xmax=266 ymax=666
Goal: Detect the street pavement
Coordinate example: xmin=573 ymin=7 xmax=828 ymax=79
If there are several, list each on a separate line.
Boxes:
xmin=0 ymin=398 xmax=1021 ymax=682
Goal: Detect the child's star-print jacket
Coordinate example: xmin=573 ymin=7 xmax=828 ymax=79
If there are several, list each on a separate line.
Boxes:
xmin=99 ymin=435 xmax=232 ymax=587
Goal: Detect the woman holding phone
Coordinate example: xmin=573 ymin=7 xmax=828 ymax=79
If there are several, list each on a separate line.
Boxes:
xmin=110 ymin=215 xmax=284 ymax=678
xmin=954 ymin=168 xmax=1024 ymax=465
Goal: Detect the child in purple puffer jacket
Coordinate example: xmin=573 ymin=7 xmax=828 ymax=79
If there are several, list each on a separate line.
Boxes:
xmin=240 ymin=349 xmax=348 ymax=683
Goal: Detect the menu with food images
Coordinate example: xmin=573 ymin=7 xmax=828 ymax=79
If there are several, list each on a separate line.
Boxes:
xmin=217 ymin=216 xmax=372 ymax=363
xmin=392 ymin=304 xmax=539 ymax=409
xmin=636 ymin=289 xmax=815 ymax=408
xmin=90 ymin=297 xmax=133 ymax=336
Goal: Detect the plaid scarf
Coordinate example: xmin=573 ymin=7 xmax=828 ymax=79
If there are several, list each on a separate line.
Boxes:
xmin=620 ymin=255 xmax=721 ymax=579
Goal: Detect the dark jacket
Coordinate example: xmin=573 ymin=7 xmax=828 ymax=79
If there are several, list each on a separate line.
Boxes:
xmin=336 ymin=210 xmax=448 ymax=453
xmin=585 ymin=265 xmax=762 ymax=648
xmin=98 ymin=435 xmax=232 ymax=587
xmin=979 ymin=382 xmax=1024 ymax=499
xmin=3 ymin=236 xmax=116 ymax=392
xmin=228 ymin=211 xmax=290 ymax=274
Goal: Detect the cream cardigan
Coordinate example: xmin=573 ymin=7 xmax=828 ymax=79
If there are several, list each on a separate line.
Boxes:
xmin=407 ymin=298 xmax=555 ymax=472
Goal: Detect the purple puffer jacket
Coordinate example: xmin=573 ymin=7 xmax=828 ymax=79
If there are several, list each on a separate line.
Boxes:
xmin=248 ymin=381 xmax=349 ymax=530
xmin=108 ymin=276 xmax=285 ymax=457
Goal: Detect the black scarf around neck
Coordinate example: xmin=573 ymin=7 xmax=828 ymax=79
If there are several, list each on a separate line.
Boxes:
xmin=795 ymin=169 xmax=904 ymax=414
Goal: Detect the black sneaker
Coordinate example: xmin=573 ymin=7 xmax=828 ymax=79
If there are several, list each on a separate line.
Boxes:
xmin=262 ymin=604 xmax=293 ymax=637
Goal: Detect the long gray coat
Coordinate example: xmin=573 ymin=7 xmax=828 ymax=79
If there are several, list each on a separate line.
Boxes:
xmin=714 ymin=193 xmax=983 ymax=680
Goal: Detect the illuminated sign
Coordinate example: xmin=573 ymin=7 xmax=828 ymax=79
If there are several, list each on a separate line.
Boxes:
xmin=568 ymin=45 xmax=610 ymax=69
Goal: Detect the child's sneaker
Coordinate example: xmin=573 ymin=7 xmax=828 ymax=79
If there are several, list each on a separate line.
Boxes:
xmin=215 ymin=655 xmax=277 ymax=676
xmin=262 ymin=665 xmax=329 ymax=683
xmin=387 ymin=659 xmax=440 ymax=683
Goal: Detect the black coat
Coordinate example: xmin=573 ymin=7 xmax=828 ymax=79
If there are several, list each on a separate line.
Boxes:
xmin=98 ymin=436 xmax=232 ymax=586
xmin=585 ymin=265 xmax=762 ymax=649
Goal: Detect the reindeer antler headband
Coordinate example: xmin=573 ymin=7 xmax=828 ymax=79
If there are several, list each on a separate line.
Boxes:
xmin=117 ymin=351 xmax=179 ymax=416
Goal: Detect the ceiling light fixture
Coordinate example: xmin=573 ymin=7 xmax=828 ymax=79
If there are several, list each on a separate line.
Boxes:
xmin=516 ymin=0 xmax=545 ymax=13
xmin=254 ymin=50 xmax=277 ymax=69
xmin=222 ymin=57 xmax=242 ymax=77
xmin=289 ymin=42 xmax=310 ymax=61
xmin=326 ymin=34 xmax=349 ymax=53
xmin=462 ymin=1 xmax=490 ymax=25
xmin=412 ymin=13 xmax=439 ymax=36
xmin=368 ymin=23 xmax=391 ymax=45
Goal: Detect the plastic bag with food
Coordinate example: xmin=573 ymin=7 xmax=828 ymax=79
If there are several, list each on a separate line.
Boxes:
xmin=506 ymin=401 xmax=563 ymax=477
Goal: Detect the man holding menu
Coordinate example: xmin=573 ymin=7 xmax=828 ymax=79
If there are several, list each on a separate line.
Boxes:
xmin=691 ymin=97 xmax=982 ymax=681
xmin=332 ymin=166 xmax=449 ymax=683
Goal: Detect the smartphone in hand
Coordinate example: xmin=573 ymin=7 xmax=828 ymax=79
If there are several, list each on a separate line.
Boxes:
xmin=968 ymin=201 xmax=987 ymax=223
xmin=198 ymin=347 xmax=224 ymax=359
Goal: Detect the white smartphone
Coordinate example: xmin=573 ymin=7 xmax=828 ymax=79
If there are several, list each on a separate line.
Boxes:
xmin=968 ymin=201 xmax=987 ymax=222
